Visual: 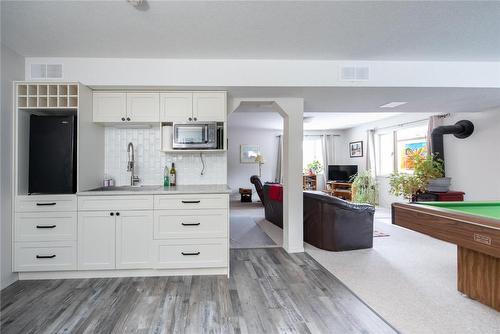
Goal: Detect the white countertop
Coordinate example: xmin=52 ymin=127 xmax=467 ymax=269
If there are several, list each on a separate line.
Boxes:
xmin=77 ymin=184 xmax=231 ymax=196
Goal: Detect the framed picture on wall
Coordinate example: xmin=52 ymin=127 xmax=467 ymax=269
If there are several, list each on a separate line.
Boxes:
xmin=240 ymin=144 xmax=260 ymax=163
xmin=349 ymin=141 xmax=363 ymax=158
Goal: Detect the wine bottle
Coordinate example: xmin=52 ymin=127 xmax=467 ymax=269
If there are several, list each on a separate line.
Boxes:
xmin=163 ymin=166 xmax=170 ymax=187
xmin=170 ymin=163 xmax=176 ymax=186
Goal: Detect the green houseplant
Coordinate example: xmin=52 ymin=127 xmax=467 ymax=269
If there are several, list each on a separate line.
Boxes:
xmin=389 ymin=154 xmax=445 ymax=202
xmin=304 ymin=160 xmax=323 ymax=175
xmin=350 ymin=170 xmax=378 ymax=205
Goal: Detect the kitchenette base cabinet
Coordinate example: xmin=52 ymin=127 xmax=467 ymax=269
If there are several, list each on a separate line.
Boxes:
xmin=78 ymin=211 xmax=116 ymax=270
xmin=154 ymin=238 xmax=228 ymax=269
xmin=116 ymin=211 xmax=154 ymax=269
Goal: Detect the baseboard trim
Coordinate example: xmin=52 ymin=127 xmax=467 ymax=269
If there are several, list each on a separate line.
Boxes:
xmin=18 ymin=267 xmax=229 ymax=280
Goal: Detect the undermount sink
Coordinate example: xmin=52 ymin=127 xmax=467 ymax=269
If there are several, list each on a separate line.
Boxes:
xmin=89 ymin=185 xmax=163 ymax=192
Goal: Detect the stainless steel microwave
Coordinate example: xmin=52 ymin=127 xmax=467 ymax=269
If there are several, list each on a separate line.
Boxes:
xmin=172 ymin=122 xmax=217 ymax=149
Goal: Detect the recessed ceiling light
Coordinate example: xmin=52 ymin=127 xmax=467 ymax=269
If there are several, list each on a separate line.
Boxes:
xmin=379 ymin=102 xmax=408 ymax=108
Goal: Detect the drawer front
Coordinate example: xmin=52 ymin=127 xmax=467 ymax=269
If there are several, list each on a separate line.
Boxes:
xmin=154 ymin=209 xmax=228 ymax=239
xmin=154 ymin=194 xmax=228 ymax=210
xmin=155 ymin=239 xmax=228 ymax=269
xmin=14 ymin=241 xmax=77 ymax=272
xmin=16 ymin=195 xmax=77 ymax=212
xmin=15 ymin=212 xmax=77 ymax=242
xmin=78 ymin=195 xmax=154 ymax=211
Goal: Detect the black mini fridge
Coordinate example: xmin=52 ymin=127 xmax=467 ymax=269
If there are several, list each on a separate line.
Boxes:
xmin=29 ymin=115 xmax=77 ymax=194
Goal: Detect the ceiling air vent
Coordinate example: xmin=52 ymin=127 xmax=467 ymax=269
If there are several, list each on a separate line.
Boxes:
xmin=30 ymin=64 xmax=63 ymax=80
xmin=340 ymin=65 xmax=370 ymax=81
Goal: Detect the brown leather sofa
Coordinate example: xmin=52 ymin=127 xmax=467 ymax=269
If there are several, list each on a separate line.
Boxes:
xmin=303 ymin=191 xmax=375 ymax=251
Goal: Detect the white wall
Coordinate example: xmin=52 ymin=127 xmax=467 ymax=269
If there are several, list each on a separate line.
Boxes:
xmin=104 ymin=127 xmax=227 ymax=187
xmin=339 ymin=110 xmax=500 ymax=207
xmin=1 ymin=44 xmax=24 ymax=289
xmin=227 ymin=126 xmax=281 ymax=198
xmin=444 ymin=108 xmax=500 ymax=200
xmin=25 ymin=57 xmax=500 ymax=88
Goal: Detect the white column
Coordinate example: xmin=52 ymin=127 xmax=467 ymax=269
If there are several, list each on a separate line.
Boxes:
xmin=275 ymin=99 xmax=304 ymax=253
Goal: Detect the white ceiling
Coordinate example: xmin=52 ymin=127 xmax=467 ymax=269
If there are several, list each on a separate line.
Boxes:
xmin=228 ymin=109 xmax=404 ymax=131
xmin=2 ymin=1 xmax=500 ymax=60
xmin=227 ymin=87 xmax=500 ymax=114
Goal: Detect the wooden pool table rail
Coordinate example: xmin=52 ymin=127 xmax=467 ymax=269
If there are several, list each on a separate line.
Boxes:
xmin=391 ymin=203 xmax=500 ymax=258
xmin=392 ymin=202 xmax=500 ymax=311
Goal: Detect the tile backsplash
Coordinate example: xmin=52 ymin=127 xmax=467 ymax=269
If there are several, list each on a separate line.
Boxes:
xmin=104 ymin=127 xmax=227 ymax=186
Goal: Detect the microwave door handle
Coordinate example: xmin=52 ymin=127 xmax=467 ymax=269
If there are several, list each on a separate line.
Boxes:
xmin=205 ymin=125 xmax=208 ymax=143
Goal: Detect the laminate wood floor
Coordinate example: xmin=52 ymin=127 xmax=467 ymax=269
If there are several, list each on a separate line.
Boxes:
xmin=1 ymin=248 xmax=397 ymax=334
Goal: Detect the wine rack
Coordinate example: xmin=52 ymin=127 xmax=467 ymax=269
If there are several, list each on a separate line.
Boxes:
xmin=17 ymin=83 xmax=79 ymax=109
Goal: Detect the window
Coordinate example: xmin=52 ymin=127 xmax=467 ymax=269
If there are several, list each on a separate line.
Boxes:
xmin=376 ymin=122 xmax=428 ymax=176
xmin=303 ymin=136 xmax=324 ymax=173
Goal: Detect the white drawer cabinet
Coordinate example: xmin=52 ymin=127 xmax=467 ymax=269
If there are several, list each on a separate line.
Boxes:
xmin=16 ymin=195 xmax=77 ymax=212
xmin=78 ymin=211 xmax=116 ymax=270
xmin=15 ymin=212 xmax=77 ymax=242
xmin=154 ymin=194 xmax=228 ymax=210
xmin=155 ymin=238 xmax=228 ymax=269
xmin=78 ymin=195 xmax=154 ymax=211
xmin=116 ymin=211 xmax=154 ymax=269
xmin=154 ymin=209 xmax=227 ymax=239
xmin=14 ymin=241 xmax=76 ymax=272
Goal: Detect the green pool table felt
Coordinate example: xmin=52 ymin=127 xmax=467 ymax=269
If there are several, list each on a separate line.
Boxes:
xmin=419 ymin=202 xmax=500 ymax=220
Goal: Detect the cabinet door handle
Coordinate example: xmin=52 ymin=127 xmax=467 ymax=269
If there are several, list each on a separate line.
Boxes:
xmin=110 ymin=212 xmax=114 ymax=216
xmin=181 ymin=252 xmax=200 ymax=256
xmin=36 ymin=255 xmax=56 ymax=259
xmin=193 ymin=117 xmax=197 ymax=121
xmin=36 ymin=202 xmax=56 ymax=206
xmin=181 ymin=222 xmax=200 ymax=226
xmin=126 ymin=117 xmax=131 ymax=121
xmin=188 ymin=117 xmax=192 ymax=121
xmin=116 ymin=212 xmax=120 ymax=216
xmin=121 ymin=117 xmax=126 ymax=121
xmin=181 ymin=200 xmax=200 ymax=204
xmin=36 ymin=225 xmax=56 ymax=229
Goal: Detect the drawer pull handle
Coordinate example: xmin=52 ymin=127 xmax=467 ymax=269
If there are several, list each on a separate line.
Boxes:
xmin=36 ymin=225 xmax=56 ymax=229
xmin=181 ymin=252 xmax=200 ymax=256
xmin=36 ymin=202 xmax=56 ymax=206
xmin=181 ymin=200 xmax=200 ymax=204
xmin=181 ymin=222 xmax=200 ymax=226
xmin=36 ymin=255 xmax=56 ymax=259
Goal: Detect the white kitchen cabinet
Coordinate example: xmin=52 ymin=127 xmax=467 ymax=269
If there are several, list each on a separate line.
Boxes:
xmin=14 ymin=241 xmax=77 ymax=272
xmin=92 ymin=92 xmax=126 ymax=122
xmin=126 ymin=93 xmax=160 ymax=122
xmin=160 ymin=91 xmax=226 ymax=123
xmin=193 ymin=92 xmax=226 ymax=122
xmin=160 ymin=92 xmax=193 ymax=122
xmin=78 ymin=211 xmax=116 ymax=270
xmin=116 ymin=211 xmax=154 ymax=269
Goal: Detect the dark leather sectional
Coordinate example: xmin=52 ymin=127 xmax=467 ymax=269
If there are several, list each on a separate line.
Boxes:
xmin=250 ymin=176 xmax=375 ymax=251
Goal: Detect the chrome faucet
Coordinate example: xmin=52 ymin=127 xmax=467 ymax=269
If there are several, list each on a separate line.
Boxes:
xmin=127 ymin=142 xmax=140 ymax=186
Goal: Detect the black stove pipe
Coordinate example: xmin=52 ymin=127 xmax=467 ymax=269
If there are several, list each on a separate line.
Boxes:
xmin=430 ymin=120 xmax=474 ymax=174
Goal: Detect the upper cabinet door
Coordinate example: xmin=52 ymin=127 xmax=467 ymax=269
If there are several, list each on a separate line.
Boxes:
xmin=93 ymin=92 xmax=126 ymax=122
xmin=126 ymin=93 xmax=160 ymax=122
xmin=193 ymin=92 xmax=226 ymax=122
xmin=160 ymin=92 xmax=193 ymax=123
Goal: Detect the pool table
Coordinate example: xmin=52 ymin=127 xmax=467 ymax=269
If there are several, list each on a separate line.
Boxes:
xmin=392 ymin=201 xmax=500 ymax=311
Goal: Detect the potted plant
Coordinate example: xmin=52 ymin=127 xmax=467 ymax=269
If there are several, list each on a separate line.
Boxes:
xmin=389 ymin=154 xmax=448 ymax=202
xmin=389 ymin=172 xmax=426 ymax=202
xmin=350 ymin=170 xmax=378 ymax=205
xmin=304 ymin=160 xmax=323 ymax=175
